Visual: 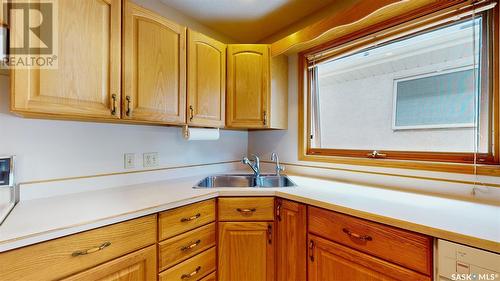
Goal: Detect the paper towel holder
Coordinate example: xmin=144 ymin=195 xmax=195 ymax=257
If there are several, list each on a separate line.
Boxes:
xmin=183 ymin=125 xmax=221 ymax=141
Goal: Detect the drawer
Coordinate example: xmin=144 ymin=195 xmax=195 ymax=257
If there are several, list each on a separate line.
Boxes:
xmin=0 ymin=215 xmax=157 ymax=281
xmin=159 ymin=199 xmax=216 ymax=240
xmin=159 ymin=247 xmax=216 ymax=281
xmin=309 ymin=206 xmax=432 ymax=275
xmin=308 ymin=234 xmax=431 ymax=281
xmin=218 ymin=197 xmax=274 ymax=221
xmin=159 ymin=222 xmax=216 ymax=271
xmin=62 ymin=245 xmax=157 ymax=281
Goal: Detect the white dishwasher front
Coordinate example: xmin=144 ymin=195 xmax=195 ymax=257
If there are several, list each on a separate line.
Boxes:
xmin=437 ymin=239 xmax=500 ymax=281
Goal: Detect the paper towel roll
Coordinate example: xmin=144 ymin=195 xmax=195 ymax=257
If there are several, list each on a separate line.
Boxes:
xmin=183 ymin=126 xmax=220 ymax=141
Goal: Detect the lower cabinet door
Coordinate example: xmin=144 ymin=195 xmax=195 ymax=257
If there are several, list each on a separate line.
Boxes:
xmin=218 ymin=222 xmax=275 ymax=281
xmin=308 ymin=235 xmax=431 ymax=281
xmin=62 ymin=245 xmax=156 ymax=281
xmin=276 ymin=199 xmax=307 ymax=281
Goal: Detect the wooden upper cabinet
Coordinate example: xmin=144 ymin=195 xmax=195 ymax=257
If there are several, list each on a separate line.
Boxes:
xmin=227 ymin=44 xmax=269 ymax=128
xmin=187 ymin=30 xmax=226 ymax=128
xmin=0 ymin=1 xmax=5 ymax=27
xmin=11 ymin=0 xmax=121 ymax=119
xmin=276 ymin=199 xmax=307 ymax=281
xmin=226 ymin=44 xmax=288 ymax=129
xmin=123 ymin=1 xmax=186 ymax=124
xmin=218 ymin=222 xmax=275 ymax=281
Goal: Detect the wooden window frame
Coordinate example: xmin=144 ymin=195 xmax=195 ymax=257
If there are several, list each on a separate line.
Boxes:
xmin=298 ymin=2 xmax=500 ymax=175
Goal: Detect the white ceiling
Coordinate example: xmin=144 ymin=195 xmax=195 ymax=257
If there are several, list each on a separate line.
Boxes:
xmin=160 ymin=0 xmax=338 ymax=42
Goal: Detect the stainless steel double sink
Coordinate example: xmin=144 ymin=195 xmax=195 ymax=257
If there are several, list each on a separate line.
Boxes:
xmin=194 ymin=174 xmax=296 ymax=188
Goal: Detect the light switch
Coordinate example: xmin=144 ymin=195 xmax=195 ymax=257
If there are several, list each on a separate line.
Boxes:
xmin=124 ymin=153 xmax=135 ymax=169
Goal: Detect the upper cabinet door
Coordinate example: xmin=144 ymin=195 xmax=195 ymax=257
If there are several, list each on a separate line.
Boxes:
xmin=11 ymin=0 xmax=121 ymax=119
xmin=227 ymin=44 xmax=270 ymax=128
xmin=123 ymin=1 xmax=186 ymax=124
xmin=187 ymin=30 xmax=226 ymax=128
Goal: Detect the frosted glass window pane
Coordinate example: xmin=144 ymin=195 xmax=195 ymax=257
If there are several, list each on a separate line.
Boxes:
xmin=395 ymin=69 xmax=475 ymax=128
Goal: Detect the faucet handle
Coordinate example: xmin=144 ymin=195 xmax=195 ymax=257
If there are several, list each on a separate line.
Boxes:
xmin=251 ymin=154 xmax=260 ymax=167
xmin=271 ymin=152 xmax=278 ymax=161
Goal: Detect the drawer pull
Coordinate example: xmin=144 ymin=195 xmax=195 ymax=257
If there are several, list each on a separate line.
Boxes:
xmin=180 ymin=239 xmax=201 ymax=251
xmin=342 ymin=228 xmax=372 ymax=242
xmin=181 ymin=213 xmax=201 ymax=222
xmin=71 ymin=241 xmax=111 ymax=257
xmin=236 ymin=208 xmax=256 ymax=214
xmin=181 ymin=266 xmax=201 ymax=279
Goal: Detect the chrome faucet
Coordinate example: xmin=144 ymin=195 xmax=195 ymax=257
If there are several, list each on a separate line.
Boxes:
xmin=242 ymin=155 xmax=261 ymax=177
xmin=271 ymin=152 xmax=285 ymax=176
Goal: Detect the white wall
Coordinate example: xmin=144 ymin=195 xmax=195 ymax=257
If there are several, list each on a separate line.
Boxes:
xmin=248 ymin=55 xmax=301 ymax=163
xmin=0 ymin=75 xmax=247 ymax=183
xmin=0 ymin=1 xmax=247 ymax=183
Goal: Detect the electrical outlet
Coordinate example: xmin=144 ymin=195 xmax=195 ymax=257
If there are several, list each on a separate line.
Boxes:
xmin=124 ymin=153 xmax=135 ymax=169
xmin=143 ymin=152 xmax=159 ymax=168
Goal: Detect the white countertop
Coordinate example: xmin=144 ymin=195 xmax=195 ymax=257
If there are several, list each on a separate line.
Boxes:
xmin=1 ymin=173 xmax=499 ymax=253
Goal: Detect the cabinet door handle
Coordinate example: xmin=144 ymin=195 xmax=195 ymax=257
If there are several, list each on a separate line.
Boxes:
xmin=276 ymin=202 xmax=282 ymax=221
xmin=263 ymin=110 xmax=267 ymax=126
xmin=71 ymin=241 xmax=111 ymax=257
xmin=180 ymin=239 xmax=201 ymax=251
xmin=125 ymin=96 xmax=132 ymax=117
xmin=342 ymin=228 xmax=372 ymax=241
xmin=267 ymin=224 xmax=272 ymax=244
xmin=236 ymin=208 xmax=256 ymax=214
xmin=180 ymin=213 xmax=201 ymax=222
xmin=181 ymin=266 xmax=201 ymax=279
xmin=309 ymin=240 xmax=315 ymax=262
xmin=367 ymin=151 xmax=387 ymax=159
xmin=189 ymin=105 xmax=194 ymax=121
xmin=111 ymin=94 xmax=117 ymax=115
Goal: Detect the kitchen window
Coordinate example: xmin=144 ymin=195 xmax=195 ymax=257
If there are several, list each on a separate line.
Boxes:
xmin=301 ymin=10 xmax=499 ymax=167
